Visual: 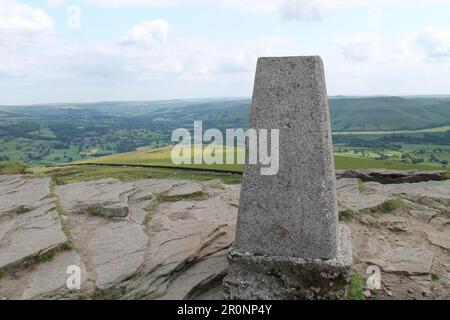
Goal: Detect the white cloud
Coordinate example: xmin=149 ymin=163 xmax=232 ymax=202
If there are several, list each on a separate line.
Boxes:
xmin=3 ymin=0 xmax=450 ymax=103
xmin=0 ymin=0 xmax=55 ymax=80
xmin=335 ymin=32 xmax=385 ymax=62
xmin=82 ymin=0 xmax=450 ymax=21
xmin=1 ymin=13 xmax=291 ymax=85
xmin=335 ymin=28 xmax=450 ymax=64
xmin=278 ymin=0 xmax=324 ymax=21
xmin=118 ymin=19 xmax=169 ymax=47
xmin=45 ymin=0 xmax=65 ymax=6
xmin=414 ymin=27 xmax=450 ymax=59
xmin=0 ymin=0 xmax=54 ymax=48
xmin=83 ymin=0 xmax=198 ymax=6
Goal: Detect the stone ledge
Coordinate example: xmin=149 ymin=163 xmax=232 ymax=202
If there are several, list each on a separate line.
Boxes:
xmin=223 ymin=224 xmax=353 ymax=300
xmin=336 ymin=169 xmax=447 ymax=184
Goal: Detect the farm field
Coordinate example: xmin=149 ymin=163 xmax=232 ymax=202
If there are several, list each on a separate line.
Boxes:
xmin=333 ymin=125 xmax=450 ymax=135
xmin=67 ymin=144 xmax=444 ymax=172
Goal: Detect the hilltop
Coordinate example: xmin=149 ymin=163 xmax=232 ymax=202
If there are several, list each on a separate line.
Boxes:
xmin=0 ymin=170 xmax=449 ymax=300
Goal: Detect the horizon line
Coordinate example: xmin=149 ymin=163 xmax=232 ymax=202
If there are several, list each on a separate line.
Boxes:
xmin=1 ymin=94 xmax=450 ymax=107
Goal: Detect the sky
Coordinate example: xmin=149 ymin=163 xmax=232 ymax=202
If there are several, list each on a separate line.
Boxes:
xmin=1 ymin=0 xmax=450 ymax=105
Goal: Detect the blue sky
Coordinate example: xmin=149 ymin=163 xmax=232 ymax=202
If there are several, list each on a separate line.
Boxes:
xmin=1 ymin=0 xmax=450 ymax=104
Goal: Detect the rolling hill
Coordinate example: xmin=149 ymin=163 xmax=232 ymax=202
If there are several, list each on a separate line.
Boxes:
xmin=329 ymin=96 xmax=450 ymax=132
xmin=70 ymin=145 xmax=443 ymax=172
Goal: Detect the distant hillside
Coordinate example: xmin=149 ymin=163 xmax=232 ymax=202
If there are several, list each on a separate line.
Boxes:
xmin=4 ymin=96 xmax=449 ymax=133
xmin=329 ymin=97 xmax=450 ymax=132
xmin=143 ymin=96 xmax=450 ymax=132
xmin=1 ymin=96 xmax=449 ymax=166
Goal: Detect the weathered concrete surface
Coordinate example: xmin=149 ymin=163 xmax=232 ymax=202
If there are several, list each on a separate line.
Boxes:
xmin=227 ymin=56 xmax=350 ymax=300
xmin=235 ymin=56 xmax=339 ymax=260
xmin=224 ymin=224 xmax=353 ymax=300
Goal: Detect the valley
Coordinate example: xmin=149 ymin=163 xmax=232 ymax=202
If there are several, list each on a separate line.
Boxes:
xmin=0 ymin=96 xmax=449 ymax=171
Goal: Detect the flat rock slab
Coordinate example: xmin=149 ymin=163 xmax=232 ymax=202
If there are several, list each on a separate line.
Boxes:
xmin=0 ymin=206 xmax=67 ymax=270
xmin=341 ymin=193 xmax=394 ymax=212
xmin=121 ymin=185 xmax=240 ymax=299
xmin=158 ymin=252 xmax=229 ymax=300
xmin=89 ymin=222 xmax=147 ymax=289
xmin=426 ymin=229 xmax=450 ymax=250
xmin=0 ymin=250 xmax=88 ymax=300
xmin=336 ymin=178 xmax=360 ymax=195
xmin=337 ymin=178 xmax=394 ymax=212
xmin=75 ymin=219 xmax=148 ymax=290
xmin=166 ymin=181 xmax=203 ymax=198
xmin=131 ymin=179 xmax=179 ymax=202
xmin=56 ymin=179 xmax=205 ymax=220
xmin=367 ymin=246 xmax=434 ymax=275
xmin=0 ymin=175 xmax=53 ymax=217
xmin=365 ymin=180 xmax=450 ymax=200
xmin=21 ymin=250 xmax=88 ymax=300
xmin=56 ymin=178 xmax=134 ymax=217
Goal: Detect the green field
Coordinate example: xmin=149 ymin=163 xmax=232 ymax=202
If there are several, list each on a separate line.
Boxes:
xmin=333 ymin=125 xmax=450 ymax=135
xmin=77 ymin=145 xmax=245 ymax=171
xmin=69 ymin=145 xmax=443 ymax=172
xmin=28 ymin=145 xmax=444 ymax=188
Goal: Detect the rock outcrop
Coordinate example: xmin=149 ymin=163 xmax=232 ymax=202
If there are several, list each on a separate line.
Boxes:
xmin=1 ymin=171 xmax=449 ymax=300
xmin=336 ymin=169 xmax=447 ymax=184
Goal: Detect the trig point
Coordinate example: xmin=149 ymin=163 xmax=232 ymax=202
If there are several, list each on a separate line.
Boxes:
xmin=223 ymin=56 xmax=353 ymax=300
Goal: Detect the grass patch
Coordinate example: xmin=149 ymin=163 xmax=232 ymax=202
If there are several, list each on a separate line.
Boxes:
xmin=370 ymin=288 xmax=380 ymax=296
xmin=14 ymin=205 xmax=32 ymax=215
xmin=340 ymin=206 xmax=355 ymax=221
xmin=35 ymin=249 xmax=57 ymax=263
xmin=0 ymin=268 xmax=6 ymax=280
xmin=78 ymin=144 xmax=443 ymax=171
xmin=85 ymin=206 xmax=104 ymax=216
xmin=371 ymin=198 xmax=406 ymax=214
xmin=59 ymin=242 xmax=73 ymax=251
xmin=60 ymin=222 xmax=72 ymax=239
xmin=347 ymin=270 xmax=365 ymax=300
xmin=0 ymin=161 xmax=30 ymax=174
xmin=41 ymin=165 xmax=241 ymax=186
xmin=92 ymin=287 xmax=125 ymax=300
xmin=357 ymin=179 xmax=374 ymax=195
xmin=143 ymin=202 xmax=159 ymax=225
xmin=37 ymin=144 xmax=444 ymax=186
xmin=35 ymin=242 xmax=73 ymax=264
xmin=50 ymin=181 xmax=74 ymax=241
xmin=431 ymin=273 xmax=440 ymax=281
